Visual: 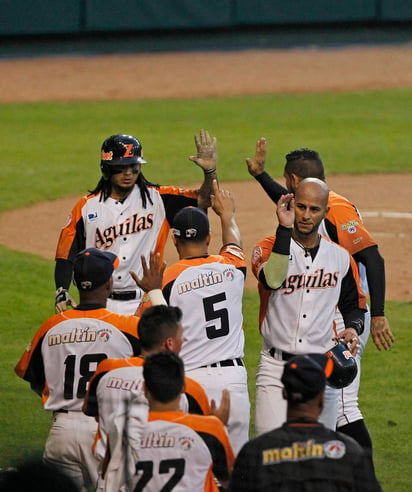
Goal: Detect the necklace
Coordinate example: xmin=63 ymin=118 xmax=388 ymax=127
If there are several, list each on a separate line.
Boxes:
xmin=293 ymin=235 xmax=320 ymax=258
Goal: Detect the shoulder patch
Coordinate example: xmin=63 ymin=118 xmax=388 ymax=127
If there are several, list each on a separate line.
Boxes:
xmin=324 ymin=440 xmax=346 ymax=459
xmin=340 ymin=220 xmax=360 ymax=234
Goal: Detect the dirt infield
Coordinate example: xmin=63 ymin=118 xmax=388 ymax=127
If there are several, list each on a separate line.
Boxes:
xmin=0 ymin=43 xmax=411 ymax=301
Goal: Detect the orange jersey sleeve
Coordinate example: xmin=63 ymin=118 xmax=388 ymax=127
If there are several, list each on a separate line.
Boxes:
xmin=184 ymin=376 xmax=211 ymax=416
xmin=326 ymin=191 xmax=377 ymax=255
xmin=55 ymin=195 xmax=91 ymax=260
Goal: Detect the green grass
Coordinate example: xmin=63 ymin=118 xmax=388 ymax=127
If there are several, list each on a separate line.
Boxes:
xmin=1 ymin=90 xmax=411 ymax=489
xmin=1 ymin=88 xmax=412 ymax=212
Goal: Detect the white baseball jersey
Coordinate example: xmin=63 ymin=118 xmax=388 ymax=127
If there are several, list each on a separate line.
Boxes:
xmin=15 ymin=307 xmax=140 ymax=491
xmin=162 ymin=245 xmax=250 ymax=454
xmin=15 ymin=308 xmax=140 ymax=411
xmin=252 ymin=233 xmax=366 ymax=436
xmin=252 ymin=235 xmax=365 ymax=353
xmin=55 ymin=184 xmax=198 ymax=307
xmin=129 ymin=411 xmax=235 ymax=492
xmin=162 ymin=245 xmax=247 ymax=371
xmin=84 ymin=357 xmax=211 ymax=461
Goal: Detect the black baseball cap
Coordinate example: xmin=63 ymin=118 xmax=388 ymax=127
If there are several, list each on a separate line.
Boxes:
xmin=281 ymin=354 xmax=332 ymax=403
xmin=172 ymin=206 xmax=210 ymax=240
xmin=73 ymin=248 xmax=119 ymax=291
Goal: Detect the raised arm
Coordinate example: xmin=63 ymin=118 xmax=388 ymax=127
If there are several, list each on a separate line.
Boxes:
xmin=261 ymin=193 xmax=294 ymax=289
xmin=246 ymin=137 xmax=288 ymax=203
xmin=189 ymin=129 xmax=218 ymax=209
xmin=210 ymin=179 xmax=241 ymax=248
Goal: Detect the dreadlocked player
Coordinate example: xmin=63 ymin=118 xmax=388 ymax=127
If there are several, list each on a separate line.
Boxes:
xmin=55 ymin=130 xmax=217 ymax=315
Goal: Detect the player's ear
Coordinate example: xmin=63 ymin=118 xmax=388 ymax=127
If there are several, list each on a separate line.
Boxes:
xmin=206 ymin=233 xmax=211 ymax=246
xmin=164 ymin=337 xmax=174 ymax=352
xmin=104 ymin=277 xmax=113 ymax=292
xmin=290 ymin=173 xmax=301 ymax=191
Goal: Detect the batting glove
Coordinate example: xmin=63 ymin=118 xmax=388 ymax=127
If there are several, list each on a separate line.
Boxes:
xmin=55 ymin=287 xmax=77 ymax=313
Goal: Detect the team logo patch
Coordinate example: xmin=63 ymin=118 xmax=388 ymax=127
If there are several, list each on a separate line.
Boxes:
xmin=340 ymin=220 xmax=359 ymax=234
xmin=87 ymin=211 xmax=98 ymax=222
xmin=179 ymin=436 xmax=195 ymax=451
xmin=224 ymin=269 xmax=235 ymax=281
xmin=97 ymin=328 xmax=112 ymax=342
xmin=324 ymin=440 xmax=346 ymax=459
xmin=101 ymin=150 xmax=113 ymax=161
xmin=80 ymin=280 xmax=93 ymax=290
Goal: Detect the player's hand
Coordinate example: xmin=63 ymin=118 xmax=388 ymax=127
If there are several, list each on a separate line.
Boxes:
xmin=335 ymin=328 xmax=360 ymax=356
xmin=276 ymin=193 xmax=295 ymax=228
xmin=370 ymin=316 xmax=394 ymax=351
xmin=246 ymin=137 xmax=267 ymax=177
xmin=211 ymin=180 xmax=235 ymax=217
xmin=189 ymin=129 xmax=217 ymax=173
xmin=210 ymin=389 xmax=230 ymax=426
xmin=130 ymin=252 xmax=166 ymax=293
xmin=55 ymin=287 xmax=77 ymax=313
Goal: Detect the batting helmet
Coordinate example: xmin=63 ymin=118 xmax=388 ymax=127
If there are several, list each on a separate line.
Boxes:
xmin=325 ymin=341 xmax=358 ymax=389
xmin=100 ymin=134 xmax=147 ymax=179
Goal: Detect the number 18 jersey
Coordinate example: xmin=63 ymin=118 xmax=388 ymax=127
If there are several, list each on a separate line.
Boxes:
xmin=15 ymin=308 xmax=140 ymax=411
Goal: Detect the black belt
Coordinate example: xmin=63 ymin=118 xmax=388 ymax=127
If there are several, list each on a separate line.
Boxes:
xmin=201 ymin=358 xmax=244 ymax=368
xmin=269 ymin=347 xmax=295 ymax=361
xmin=55 ymin=409 xmax=69 ymax=413
xmin=109 ymin=291 xmax=136 ymax=301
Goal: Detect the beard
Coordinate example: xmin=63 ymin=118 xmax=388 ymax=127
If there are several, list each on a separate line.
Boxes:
xmin=111 ymin=182 xmax=135 ymax=197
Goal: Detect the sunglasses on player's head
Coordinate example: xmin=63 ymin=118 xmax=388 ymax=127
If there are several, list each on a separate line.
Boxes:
xmin=110 ymin=164 xmax=140 ymax=175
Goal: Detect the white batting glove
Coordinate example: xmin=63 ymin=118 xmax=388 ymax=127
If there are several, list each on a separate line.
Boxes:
xmin=55 ymin=287 xmax=77 ymax=313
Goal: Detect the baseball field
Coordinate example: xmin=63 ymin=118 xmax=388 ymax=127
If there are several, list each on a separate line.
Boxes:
xmin=0 ymin=41 xmax=411 ymax=490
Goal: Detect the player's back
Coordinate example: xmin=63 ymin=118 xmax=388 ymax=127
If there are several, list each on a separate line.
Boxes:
xmin=15 ymin=308 xmax=139 ymax=411
xmin=129 ymin=411 xmax=233 ymax=492
xmin=230 ymin=423 xmax=381 ymax=492
xmin=163 ymin=250 xmax=246 ymax=370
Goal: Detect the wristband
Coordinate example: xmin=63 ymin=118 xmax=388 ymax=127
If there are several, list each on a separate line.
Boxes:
xmin=204 ymin=168 xmax=216 ymax=175
xmin=347 ymin=319 xmax=364 ymax=336
xmin=148 ymin=289 xmax=167 ymax=306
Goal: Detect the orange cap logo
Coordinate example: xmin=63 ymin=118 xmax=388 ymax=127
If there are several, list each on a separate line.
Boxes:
xmin=122 ymin=143 xmax=135 ymax=157
xmin=101 ymin=150 xmax=113 ymax=161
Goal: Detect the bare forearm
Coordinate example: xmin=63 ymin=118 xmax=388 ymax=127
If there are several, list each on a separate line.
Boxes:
xmin=220 ymin=214 xmax=241 ymax=248
xmin=197 ymin=168 xmax=217 ymax=209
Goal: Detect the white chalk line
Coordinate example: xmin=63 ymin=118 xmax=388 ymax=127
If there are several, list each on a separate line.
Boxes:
xmin=363 ymin=211 xmax=412 ymax=219
xmin=373 ymin=232 xmax=408 ymax=238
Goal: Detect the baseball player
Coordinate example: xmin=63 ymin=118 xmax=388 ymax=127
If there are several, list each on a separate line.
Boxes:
xmin=128 ymin=351 xmax=235 ymax=492
xmin=162 ymin=179 xmax=249 ymax=454
xmin=83 ymin=305 xmax=230 ymax=491
xmin=54 ymin=129 xmax=218 ymax=315
xmin=15 ymin=248 xmax=143 ymax=491
xmin=251 ymin=179 xmax=366 ymax=436
xmin=229 ymin=354 xmax=381 ymax=492
xmin=246 ymin=139 xmax=394 ymax=454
